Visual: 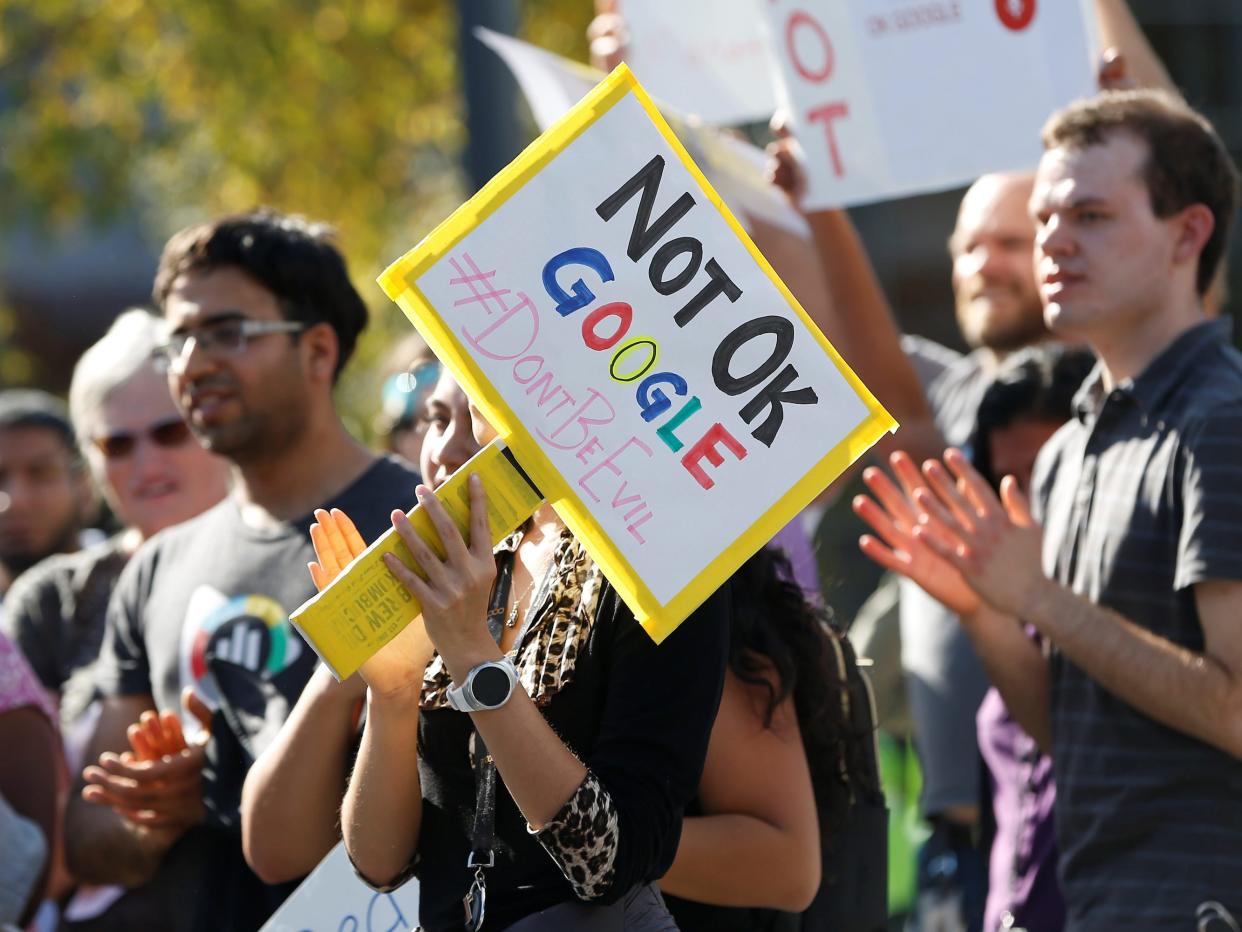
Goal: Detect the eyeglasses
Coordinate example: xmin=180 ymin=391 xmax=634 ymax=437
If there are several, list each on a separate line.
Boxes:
xmin=92 ymin=418 xmax=193 ymax=459
xmin=153 ymin=316 xmax=306 ymax=370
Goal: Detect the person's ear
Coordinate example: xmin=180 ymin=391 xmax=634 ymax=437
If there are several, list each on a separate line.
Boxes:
xmin=1172 ymin=203 xmax=1215 ymax=269
xmin=301 ymin=322 xmax=340 ymax=383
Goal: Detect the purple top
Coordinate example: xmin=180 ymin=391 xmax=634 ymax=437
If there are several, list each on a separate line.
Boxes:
xmin=977 ymin=687 xmax=1064 ymax=932
xmin=769 ymin=514 xmax=820 ymax=600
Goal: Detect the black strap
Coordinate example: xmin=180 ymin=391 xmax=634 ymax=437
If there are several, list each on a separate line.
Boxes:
xmin=469 ymin=733 xmax=499 ymax=868
xmin=466 ymin=539 xmax=561 ymax=874
xmin=466 ymin=537 xmax=558 ymax=870
xmin=468 ymin=552 xmax=514 ymax=865
xmin=484 ymin=547 xmax=515 ymax=643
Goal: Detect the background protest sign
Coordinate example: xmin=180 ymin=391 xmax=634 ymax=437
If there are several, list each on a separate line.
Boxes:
xmin=380 ymin=64 xmax=893 ymax=642
xmin=765 ymin=0 xmax=1098 ymax=209
xmin=622 ymin=0 xmax=775 ymax=126
xmin=475 ymin=29 xmax=808 ymax=239
xmin=260 ymin=842 xmax=418 ymax=932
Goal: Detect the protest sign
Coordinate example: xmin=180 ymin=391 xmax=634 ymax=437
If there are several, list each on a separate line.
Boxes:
xmin=292 ymin=441 xmax=543 ymax=680
xmin=379 ymin=64 xmax=893 ymax=643
xmin=475 ymin=28 xmax=808 ymax=238
xmin=764 ymin=0 xmax=1098 ymax=209
xmin=259 ymin=843 xmax=418 ymax=932
xmin=622 ymin=0 xmax=775 ymax=126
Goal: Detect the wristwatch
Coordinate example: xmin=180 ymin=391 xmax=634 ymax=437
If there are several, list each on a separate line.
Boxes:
xmin=447 ymin=657 xmax=519 ymax=712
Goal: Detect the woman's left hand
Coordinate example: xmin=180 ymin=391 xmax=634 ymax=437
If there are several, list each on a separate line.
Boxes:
xmin=383 ymin=474 xmax=498 ymax=675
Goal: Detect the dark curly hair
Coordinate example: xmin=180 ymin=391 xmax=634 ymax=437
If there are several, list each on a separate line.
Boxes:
xmin=153 ymin=208 xmax=368 ymax=381
xmin=970 ymin=344 xmax=1096 ymax=489
xmin=729 ymin=547 xmax=879 ymax=831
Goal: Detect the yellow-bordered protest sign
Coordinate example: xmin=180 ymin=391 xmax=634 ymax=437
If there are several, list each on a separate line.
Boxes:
xmin=377 ymin=63 xmax=894 ymax=644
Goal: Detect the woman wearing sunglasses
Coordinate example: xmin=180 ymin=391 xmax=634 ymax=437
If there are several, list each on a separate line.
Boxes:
xmin=296 ymin=369 xmax=730 ymax=931
xmin=373 ymin=333 xmax=443 ymax=473
xmin=1 ymin=308 xmax=230 ymax=926
xmin=5 ymin=309 xmax=230 ymax=731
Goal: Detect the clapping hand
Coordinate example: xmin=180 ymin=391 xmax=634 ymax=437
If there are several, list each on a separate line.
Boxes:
xmin=81 ymin=688 xmax=212 ymax=832
xmin=308 ymin=506 xmax=437 ymax=703
xmin=902 ymin=448 xmax=1047 ymax=619
xmin=853 ymin=451 xmax=983 ymax=617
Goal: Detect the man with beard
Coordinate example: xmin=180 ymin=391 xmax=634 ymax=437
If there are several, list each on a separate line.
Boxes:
xmin=63 ymin=210 xmax=419 ymax=931
xmin=0 ymin=390 xmax=93 ymax=599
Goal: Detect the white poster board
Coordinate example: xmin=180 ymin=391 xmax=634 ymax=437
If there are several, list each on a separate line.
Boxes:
xmin=260 ymin=843 xmax=419 ymax=932
xmin=476 ymin=28 xmax=808 ymax=238
xmin=380 ymin=66 xmax=893 ymax=642
xmin=764 ymin=0 xmax=1098 ymax=208
xmin=623 ymin=0 xmax=776 ymax=125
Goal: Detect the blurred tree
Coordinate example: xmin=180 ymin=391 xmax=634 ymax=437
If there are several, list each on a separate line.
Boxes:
xmin=0 ymin=0 xmax=592 ymax=434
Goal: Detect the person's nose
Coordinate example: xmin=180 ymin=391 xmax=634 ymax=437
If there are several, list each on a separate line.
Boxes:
xmin=169 ymin=332 xmax=221 ymax=380
xmin=168 ymin=333 xmax=224 ymax=399
xmin=439 ymin=423 xmax=475 ymax=478
xmin=1036 ymin=214 xmax=1074 ymax=259
xmin=129 ymin=435 xmax=169 ymax=486
xmin=976 ymin=242 xmax=1010 ymax=281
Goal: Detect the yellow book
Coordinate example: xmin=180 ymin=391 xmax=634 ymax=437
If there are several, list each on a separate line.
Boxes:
xmin=291 ymin=440 xmax=544 ymax=680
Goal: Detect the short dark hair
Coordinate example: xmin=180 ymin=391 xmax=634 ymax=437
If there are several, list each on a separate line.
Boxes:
xmin=0 ymin=389 xmax=78 ymax=458
xmin=971 ymin=345 xmax=1096 ymax=488
xmin=1042 ymin=90 xmax=1240 ymax=296
xmin=152 ymin=208 xmax=369 ymax=379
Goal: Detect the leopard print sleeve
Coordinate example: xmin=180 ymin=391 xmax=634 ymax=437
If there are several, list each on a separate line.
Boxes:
xmin=529 ymin=771 xmax=620 ymax=900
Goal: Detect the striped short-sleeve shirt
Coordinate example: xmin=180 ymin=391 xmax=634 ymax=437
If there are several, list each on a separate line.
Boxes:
xmin=1031 ymin=319 xmax=1242 ymax=930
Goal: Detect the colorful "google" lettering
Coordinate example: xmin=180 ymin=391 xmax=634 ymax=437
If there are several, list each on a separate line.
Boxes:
xmin=541 ymin=154 xmax=820 ymax=491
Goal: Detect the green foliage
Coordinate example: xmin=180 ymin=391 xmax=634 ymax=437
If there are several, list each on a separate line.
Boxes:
xmin=0 ymin=0 xmax=594 ymax=435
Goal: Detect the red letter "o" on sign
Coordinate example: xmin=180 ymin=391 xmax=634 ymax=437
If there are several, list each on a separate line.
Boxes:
xmin=582 ymin=302 xmax=633 ymax=351
xmin=995 ymin=0 xmax=1036 ymax=32
xmin=786 ymin=10 xmax=834 ymax=83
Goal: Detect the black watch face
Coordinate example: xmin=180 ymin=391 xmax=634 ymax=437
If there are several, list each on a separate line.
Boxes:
xmin=472 ymin=665 xmax=512 ymax=707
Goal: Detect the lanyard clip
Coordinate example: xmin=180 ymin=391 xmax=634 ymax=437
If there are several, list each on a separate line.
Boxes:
xmin=467 ymin=849 xmax=495 ymax=869
xmin=464 ymin=865 xmax=488 ymax=930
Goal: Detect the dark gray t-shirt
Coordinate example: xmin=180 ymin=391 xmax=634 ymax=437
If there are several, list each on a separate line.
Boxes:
xmin=93 ymin=455 xmax=418 ymax=932
xmin=2 ymin=536 xmax=128 ymax=726
xmin=1032 ymin=320 xmax=1242 ymax=929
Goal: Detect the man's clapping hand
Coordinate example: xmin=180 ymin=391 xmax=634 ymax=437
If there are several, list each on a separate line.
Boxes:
xmin=81 ymin=688 xmax=213 ymax=833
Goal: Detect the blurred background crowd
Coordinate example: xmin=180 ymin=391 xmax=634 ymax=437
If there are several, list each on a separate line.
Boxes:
xmin=2 ymin=2 xmax=1241 ymax=932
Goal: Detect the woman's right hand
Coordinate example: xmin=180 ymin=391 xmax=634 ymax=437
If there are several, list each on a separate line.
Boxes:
xmin=381 ymin=477 xmax=498 ymax=687
xmin=308 ymin=507 xmax=436 ymax=703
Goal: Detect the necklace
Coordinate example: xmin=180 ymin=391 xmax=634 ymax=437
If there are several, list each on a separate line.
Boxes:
xmin=506 ymin=548 xmax=555 ymax=628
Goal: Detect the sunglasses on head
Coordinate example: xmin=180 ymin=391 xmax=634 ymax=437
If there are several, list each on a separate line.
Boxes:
xmin=92 ymin=418 xmax=193 ymax=459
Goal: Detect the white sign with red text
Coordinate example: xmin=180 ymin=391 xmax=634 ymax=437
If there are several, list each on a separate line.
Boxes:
xmin=764 ymin=0 xmax=1097 ymax=208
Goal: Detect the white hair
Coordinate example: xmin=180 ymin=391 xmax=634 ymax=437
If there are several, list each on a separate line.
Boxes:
xmin=69 ymin=308 xmax=168 ymax=446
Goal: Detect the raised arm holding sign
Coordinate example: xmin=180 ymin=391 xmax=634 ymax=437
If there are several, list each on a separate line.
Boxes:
xmin=375 ymin=64 xmax=892 ymax=644
xmin=281 ymin=64 xmax=892 ymax=932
